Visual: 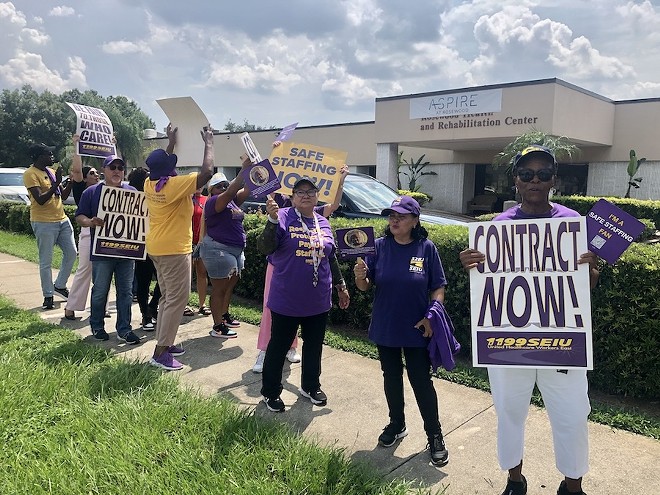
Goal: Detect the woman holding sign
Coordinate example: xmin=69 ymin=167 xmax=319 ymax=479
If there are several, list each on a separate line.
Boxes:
xmin=459 ymin=145 xmax=599 ymax=495
xmin=353 ymin=195 xmax=449 ymax=467
xmin=257 ymin=177 xmax=350 ymax=412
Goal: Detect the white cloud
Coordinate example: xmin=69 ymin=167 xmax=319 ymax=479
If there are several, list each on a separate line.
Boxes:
xmin=101 ymin=40 xmax=152 ymax=55
xmin=49 ymin=6 xmax=75 ymax=17
xmin=0 ymin=2 xmax=27 ymax=27
xmin=0 ymin=51 xmax=87 ymax=92
xmin=20 ymin=27 xmax=49 ymax=45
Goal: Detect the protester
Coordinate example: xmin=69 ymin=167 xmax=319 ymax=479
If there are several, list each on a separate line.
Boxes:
xmin=353 ymin=195 xmax=449 ymax=466
xmin=257 ymin=177 xmax=350 ymax=412
xmin=144 ymin=124 xmax=214 ymax=371
xmin=199 ymin=167 xmax=250 ymax=338
xmin=75 ymin=155 xmax=141 ymax=344
xmin=64 ymin=134 xmax=101 ymax=320
xmin=128 ymin=167 xmax=160 ymax=331
xmin=459 ymin=145 xmax=599 ymax=495
xmin=23 ymin=142 xmax=77 ymax=310
xmin=253 ymin=163 xmax=350 ymax=373
xmin=191 ymin=187 xmax=211 ymax=316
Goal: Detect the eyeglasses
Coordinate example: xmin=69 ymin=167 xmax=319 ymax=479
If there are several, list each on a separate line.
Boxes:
xmin=388 ymin=213 xmax=413 ymax=221
xmin=106 ymin=164 xmax=124 ymax=171
xmin=516 ymin=168 xmax=554 ymax=182
xmin=293 ymin=189 xmax=318 ymax=198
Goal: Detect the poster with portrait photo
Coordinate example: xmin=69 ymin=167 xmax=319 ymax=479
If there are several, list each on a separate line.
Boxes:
xmin=335 ymin=227 xmax=376 ymax=260
xmin=243 ymin=158 xmax=282 ymax=198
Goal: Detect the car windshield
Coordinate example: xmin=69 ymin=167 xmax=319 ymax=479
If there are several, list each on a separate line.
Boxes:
xmin=342 ymin=176 xmax=399 ymax=214
xmin=0 ymin=172 xmax=24 ymax=186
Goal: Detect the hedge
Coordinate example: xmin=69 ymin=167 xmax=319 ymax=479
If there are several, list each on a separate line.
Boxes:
xmin=2 ymin=201 xmax=658 ymax=399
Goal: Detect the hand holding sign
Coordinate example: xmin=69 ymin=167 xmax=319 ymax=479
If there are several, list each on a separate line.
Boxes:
xmin=265 ymin=196 xmax=279 ymax=221
xmin=353 ymin=257 xmax=368 ymax=281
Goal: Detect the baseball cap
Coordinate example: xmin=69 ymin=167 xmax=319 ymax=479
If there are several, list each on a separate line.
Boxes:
xmin=381 ymin=195 xmax=421 ymax=216
xmin=513 ymin=145 xmax=557 ymax=171
xmin=292 ymin=176 xmax=318 ymax=190
xmin=29 ymin=143 xmax=56 ymax=160
xmin=102 ymin=155 xmax=125 ymax=168
xmin=208 ymin=172 xmax=229 ymax=188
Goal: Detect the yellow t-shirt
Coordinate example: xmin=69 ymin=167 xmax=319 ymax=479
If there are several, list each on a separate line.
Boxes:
xmin=144 ymin=173 xmax=198 ymax=256
xmin=23 ymin=165 xmax=66 ymax=222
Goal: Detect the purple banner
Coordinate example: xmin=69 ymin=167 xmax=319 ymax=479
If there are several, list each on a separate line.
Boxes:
xmin=586 ymin=199 xmax=645 ymax=264
xmin=243 ymin=159 xmax=282 ymax=198
xmin=476 ymin=331 xmax=587 ymax=367
xmin=335 ymin=227 xmax=376 ymax=260
xmin=276 ymin=122 xmax=298 ymax=142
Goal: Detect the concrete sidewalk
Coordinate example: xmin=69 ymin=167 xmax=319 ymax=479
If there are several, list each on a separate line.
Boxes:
xmin=0 ymin=251 xmax=658 ymax=494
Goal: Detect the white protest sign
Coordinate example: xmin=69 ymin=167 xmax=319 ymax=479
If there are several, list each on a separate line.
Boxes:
xmin=156 ymin=97 xmax=210 ymax=167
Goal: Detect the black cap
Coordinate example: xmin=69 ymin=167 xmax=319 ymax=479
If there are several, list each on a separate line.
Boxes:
xmin=29 ymin=143 xmax=56 ymax=160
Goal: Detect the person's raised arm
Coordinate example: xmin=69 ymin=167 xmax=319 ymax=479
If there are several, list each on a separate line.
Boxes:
xmin=257 ymin=196 xmax=280 ymax=255
xmin=166 ymin=123 xmax=177 ymax=155
xmin=353 ymin=257 xmax=371 ymax=291
xmin=322 ymin=164 xmax=349 ymax=217
xmin=213 ymin=155 xmax=250 ymax=212
xmin=196 ymin=125 xmax=215 ymax=190
xmin=70 ymin=134 xmax=83 ymax=183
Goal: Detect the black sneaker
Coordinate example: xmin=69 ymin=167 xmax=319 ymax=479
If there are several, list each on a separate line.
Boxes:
xmin=378 ymin=423 xmax=408 ymax=447
xmin=53 ymin=286 xmax=69 ymax=299
xmin=557 ymin=480 xmax=586 ymax=495
xmin=42 ymin=296 xmax=54 ymax=310
xmin=299 ymin=388 xmax=327 ymax=406
xmin=141 ymin=316 xmax=155 ymax=331
xmin=222 ymin=312 xmax=240 ymax=328
xmin=263 ymin=396 xmax=285 ymax=412
xmin=501 ymin=475 xmax=527 ymax=495
xmin=92 ymin=329 xmax=110 ymax=341
xmin=117 ymin=331 xmax=141 ymax=345
xmin=428 ymin=432 xmax=449 ymax=466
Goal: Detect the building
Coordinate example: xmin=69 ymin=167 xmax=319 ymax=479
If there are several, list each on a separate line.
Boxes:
xmin=148 ymin=78 xmax=660 ymax=214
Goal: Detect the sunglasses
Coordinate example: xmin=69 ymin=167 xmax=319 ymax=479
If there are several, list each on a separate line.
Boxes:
xmin=293 ymin=189 xmax=318 ymax=197
xmin=106 ymin=164 xmax=125 ymax=171
xmin=87 ymin=170 xmax=99 ymax=176
xmin=516 ymin=168 xmax=554 ymax=182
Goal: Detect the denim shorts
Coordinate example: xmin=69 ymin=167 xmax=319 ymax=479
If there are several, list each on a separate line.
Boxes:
xmin=200 ymin=235 xmax=245 ymax=279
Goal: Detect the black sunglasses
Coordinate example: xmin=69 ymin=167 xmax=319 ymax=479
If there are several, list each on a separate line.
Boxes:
xmin=106 ymin=164 xmax=125 ymax=171
xmin=516 ymin=168 xmax=554 ymax=182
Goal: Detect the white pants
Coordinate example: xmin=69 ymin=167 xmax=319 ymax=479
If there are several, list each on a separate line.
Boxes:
xmin=65 ymin=227 xmax=92 ymax=312
xmin=488 ymin=367 xmax=590 ymax=479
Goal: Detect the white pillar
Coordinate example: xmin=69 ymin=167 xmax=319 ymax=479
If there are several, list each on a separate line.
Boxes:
xmin=376 ymin=143 xmax=399 ymax=190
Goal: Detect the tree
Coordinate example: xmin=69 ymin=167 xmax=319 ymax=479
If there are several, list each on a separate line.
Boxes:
xmin=492 ymin=130 xmax=579 ymax=173
xmin=399 ymin=154 xmax=437 ymax=193
xmin=624 ymin=149 xmax=646 ymax=198
xmin=223 ymin=119 xmax=276 ymax=132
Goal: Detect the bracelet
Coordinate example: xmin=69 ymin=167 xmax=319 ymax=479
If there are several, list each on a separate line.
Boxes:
xmin=335 ymin=283 xmax=347 ymax=291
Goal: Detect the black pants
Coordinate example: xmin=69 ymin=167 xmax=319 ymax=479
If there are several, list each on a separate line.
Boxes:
xmin=377 ymin=345 xmax=441 ymax=436
xmin=134 ymin=255 xmax=161 ymax=319
xmin=261 ymin=311 xmax=328 ymax=399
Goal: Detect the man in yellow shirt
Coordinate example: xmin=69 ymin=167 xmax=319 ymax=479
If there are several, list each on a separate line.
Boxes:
xmin=144 ymin=124 xmax=214 ymax=370
xmin=23 ymin=143 xmax=77 ymax=310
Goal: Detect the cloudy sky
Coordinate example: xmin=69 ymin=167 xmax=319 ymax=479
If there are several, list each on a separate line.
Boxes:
xmin=2 ymin=0 xmax=659 ymax=132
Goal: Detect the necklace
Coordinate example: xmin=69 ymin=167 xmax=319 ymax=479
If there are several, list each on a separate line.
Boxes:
xmin=295 ymin=208 xmax=324 ymax=287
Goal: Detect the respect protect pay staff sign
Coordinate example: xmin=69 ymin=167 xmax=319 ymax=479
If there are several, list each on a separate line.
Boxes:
xmin=468 ymin=217 xmax=593 ymax=370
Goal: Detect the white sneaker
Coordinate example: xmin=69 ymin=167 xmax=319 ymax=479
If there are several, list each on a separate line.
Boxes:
xmin=253 ymin=350 xmax=266 ymax=373
xmin=286 ymin=348 xmax=301 ymax=363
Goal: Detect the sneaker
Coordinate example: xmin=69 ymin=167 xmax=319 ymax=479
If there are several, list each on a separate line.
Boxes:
xmin=286 ymin=348 xmax=301 ymax=363
xmin=209 ymin=322 xmax=237 ymax=339
xmin=92 ymin=329 xmax=110 ymax=341
xmin=42 ymin=296 xmax=54 ymax=310
xmin=378 ymin=423 xmax=408 ymax=447
xmin=262 ymin=395 xmax=285 ymax=412
xmin=556 ymin=480 xmax=586 ymax=495
xmin=222 ymin=312 xmax=240 ymax=328
xmin=132 ymin=294 xmax=138 ymax=303
xmin=141 ymin=316 xmax=155 ymax=331
xmin=168 ymin=344 xmax=185 ymax=357
xmin=53 ymin=286 xmax=69 ymax=299
xmin=299 ymin=388 xmax=327 ymax=406
xmin=501 ymin=475 xmax=527 ymax=495
xmin=117 ymin=331 xmax=141 ymax=345
xmin=149 ymin=351 xmax=183 ymax=371
xmin=253 ymin=350 xmax=266 ymax=373
xmin=428 ymin=432 xmax=449 ymax=466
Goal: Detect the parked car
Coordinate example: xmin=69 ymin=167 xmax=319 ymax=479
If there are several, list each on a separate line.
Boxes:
xmin=240 ymin=172 xmax=474 ymax=226
xmin=0 ymin=167 xmax=30 ymax=204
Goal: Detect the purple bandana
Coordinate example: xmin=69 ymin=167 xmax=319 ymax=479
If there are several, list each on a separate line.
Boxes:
xmin=45 ymin=168 xmax=60 ymax=196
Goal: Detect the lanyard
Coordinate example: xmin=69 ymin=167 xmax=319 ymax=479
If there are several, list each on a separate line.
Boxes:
xmin=295 ymin=208 xmax=324 ymax=287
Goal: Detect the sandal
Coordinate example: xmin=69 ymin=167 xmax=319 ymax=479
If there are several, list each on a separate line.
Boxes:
xmin=183 ymin=306 xmax=195 ymax=317
xmin=198 ymin=305 xmax=212 ymax=316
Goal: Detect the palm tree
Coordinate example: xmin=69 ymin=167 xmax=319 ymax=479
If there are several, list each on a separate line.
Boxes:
xmin=492 ymin=130 xmax=579 ymax=173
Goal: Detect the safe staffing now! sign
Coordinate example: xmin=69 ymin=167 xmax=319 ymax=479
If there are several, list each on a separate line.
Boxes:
xmin=468 ymin=217 xmax=593 ymax=370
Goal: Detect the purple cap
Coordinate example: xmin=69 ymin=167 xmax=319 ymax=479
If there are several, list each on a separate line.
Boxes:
xmin=513 ymin=145 xmax=556 ymax=171
xmin=146 ymin=148 xmax=178 ymax=180
xmin=381 ymin=195 xmax=421 ymax=216
xmin=102 ymin=155 xmax=125 ymax=168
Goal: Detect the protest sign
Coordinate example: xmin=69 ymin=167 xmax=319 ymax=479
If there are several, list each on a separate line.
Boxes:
xmin=586 ymin=199 xmax=645 ymax=264
xmin=268 ymin=141 xmax=348 ymax=201
xmin=91 ymin=187 xmax=149 ymax=260
xmin=66 ymin=103 xmax=116 ymax=158
xmin=275 ymin=122 xmax=298 ymax=142
xmin=468 ymin=217 xmax=593 ymax=369
xmin=156 ymin=97 xmax=210 ymax=166
xmin=240 ymin=132 xmax=263 ymax=164
xmin=243 ymin=158 xmax=282 ymax=198
xmin=335 ymin=227 xmax=376 ymax=260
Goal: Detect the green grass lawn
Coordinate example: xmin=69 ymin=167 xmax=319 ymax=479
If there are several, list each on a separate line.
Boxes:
xmin=1 ymin=229 xmax=658 ymax=443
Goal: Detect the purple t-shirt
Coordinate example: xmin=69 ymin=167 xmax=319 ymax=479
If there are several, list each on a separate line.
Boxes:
xmin=204 ymin=196 xmax=246 ymax=248
xmin=76 ymin=182 xmax=138 ymax=261
xmin=267 ymin=207 xmax=336 ymax=317
xmin=366 ymin=236 xmax=447 ymax=348
xmin=495 ymin=203 xmax=580 ymax=220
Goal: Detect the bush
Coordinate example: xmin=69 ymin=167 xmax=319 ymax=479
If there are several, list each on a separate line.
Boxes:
xmin=397 ymin=190 xmax=432 ymax=206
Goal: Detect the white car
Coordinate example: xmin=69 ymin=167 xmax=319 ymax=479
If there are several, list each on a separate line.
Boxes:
xmin=0 ymin=167 xmax=30 ymax=204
